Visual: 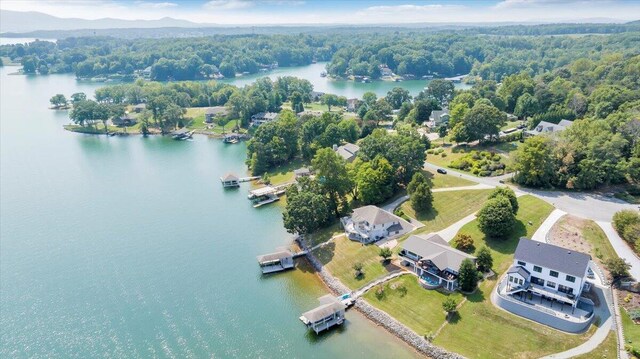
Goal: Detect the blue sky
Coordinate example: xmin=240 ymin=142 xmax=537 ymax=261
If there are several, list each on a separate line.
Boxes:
xmin=2 ymin=0 xmax=639 ymax=24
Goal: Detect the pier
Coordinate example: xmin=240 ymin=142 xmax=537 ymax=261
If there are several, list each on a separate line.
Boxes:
xmin=299 ymin=295 xmax=346 ymax=334
xmin=247 ymin=182 xmax=294 ymax=207
xmin=220 ymin=173 xmax=260 ymax=188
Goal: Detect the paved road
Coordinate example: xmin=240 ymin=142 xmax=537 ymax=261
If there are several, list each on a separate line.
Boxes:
xmin=424 ymin=163 xmax=638 ymax=222
xmin=531 ymin=209 xmax=566 ymax=242
xmin=597 ymin=221 xmax=640 ymax=280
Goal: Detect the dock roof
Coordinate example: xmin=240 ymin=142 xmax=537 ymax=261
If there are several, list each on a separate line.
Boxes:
xmin=221 ymin=173 xmax=239 ymax=181
xmin=301 ymin=295 xmax=346 ymax=323
xmin=249 ymin=186 xmax=275 ymax=197
xmin=256 ymin=250 xmax=292 ymax=264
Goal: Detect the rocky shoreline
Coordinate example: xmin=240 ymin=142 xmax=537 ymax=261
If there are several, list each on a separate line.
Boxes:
xmin=301 ymin=239 xmax=465 ymax=359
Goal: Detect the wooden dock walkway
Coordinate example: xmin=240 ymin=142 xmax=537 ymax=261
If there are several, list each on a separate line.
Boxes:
xmin=238 ymin=176 xmax=260 ymax=183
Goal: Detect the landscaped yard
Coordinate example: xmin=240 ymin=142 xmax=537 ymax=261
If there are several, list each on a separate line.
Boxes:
xmin=363 ymin=275 xmax=462 ymax=335
xmin=426 ymin=142 xmax=520 ymax=177
xmin=261 ymin=157 xmax=308 ymax=185
xmin=434 ymin=278 xmax=595 ymax=359
xmin=622 ymin=308 xmax=640 ymax=355
xmin=422 ymin=169 xmax=476 ymax=189
xmin=454 ymin=194 xmax=554 ymax=274
xmin=313 ymin=236 xmax=389 ymax=290
xmin=549 ymin=215 xmax=618 ymax=280
xmin=401 ymin=189 xmax=491 ymax=235
xmin=574 ymin=331 xmax=617 ymax=359
xmin=305 ymin=221 xmax=343 ymax=247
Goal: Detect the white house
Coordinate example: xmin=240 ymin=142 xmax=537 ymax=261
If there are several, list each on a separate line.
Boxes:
xmin=504 ymin=238 xmax=591 ymax=308
xmin=399 ymin=234 xmax=476 ymax=291
xmin=346 ymin=98 xmax=360 ymax=112
xmin=341 ymin=205 xmax=408 ymax=244
xmin=333 ymin=142 xmax=360 ymax=162
xmin=250 ymin=112 xmax=278 ymax=127
xmin=427 ymin=109 xmax=450 ymax=129
xmin=526 ymin=119 xmax=573 ymax=137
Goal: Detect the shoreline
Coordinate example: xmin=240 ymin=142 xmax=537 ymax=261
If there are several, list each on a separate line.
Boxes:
xmin=299 ymin=238 xmax=465 ymax=359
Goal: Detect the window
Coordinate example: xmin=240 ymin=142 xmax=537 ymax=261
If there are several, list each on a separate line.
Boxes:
xmin=546 ymin=281 xmax=556 ymax=289
xmin=517 ymin=261 xmax=526 ymax=266
xmin=549 ymin=270 xmax=559 ymax=278
xmin=558 ymin=284 xmax=573 ymax=294
xmin=533 ymin=265 xmax=542 ymax=273
xmin=509 ymin=276 xmax=514 ymax=283
xmin=566 ymin=275 xmax=575 ymax=283
xmin=531 ymin=276 xmax=545 ymax=286
xmin=519 ymin=279 xmax=523 ymax=285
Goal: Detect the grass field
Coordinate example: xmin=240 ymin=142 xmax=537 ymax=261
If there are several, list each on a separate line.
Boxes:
xmin=423 ymin=169 xmax=476 ymax=188
xmin=260 ymin=157 xmax=308 ymax=185
xmin=574 ymin=331 xmax=617 ymax=359
xmin=313 ymin=236 xmax=389 ymax=290
xmin=622 ymin=308 xmax=640 ymax=354
xmin=434 ymin=278 xmax=595 ymax=359
xmin=363 ymin=275 xmax=463 ymax=335
xmin=305 ymin=221 xmax=343 ymax=247
xmin=401 ymin=189 xmax=491 ymax=235
xmin=455 ymin=195 xmax=554 ymax=274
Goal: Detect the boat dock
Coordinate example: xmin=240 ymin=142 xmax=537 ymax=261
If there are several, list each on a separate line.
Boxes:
xmin=220 ymin=173 xmax=261 ymax=188
xmin=247 ymin=182 xmax=294 ymax=207
xmin=256 ymin=249 xmax=295 ymax=274
xmin=300 ymin=295 xmax=347 ymax=334
xmin=172 ymin=128 xmax=194 ymax=140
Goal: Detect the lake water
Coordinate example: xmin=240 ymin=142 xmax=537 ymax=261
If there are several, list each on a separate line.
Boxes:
xmin=0 ymin=68 xmax=423 ymax=357
xmin=223 ymin=62 xmax=470 ymax=98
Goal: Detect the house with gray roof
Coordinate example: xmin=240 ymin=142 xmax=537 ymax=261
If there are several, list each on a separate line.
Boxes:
xmin=204 ymin=106 xmax=229 ymax=123
xmin=526 ymin=120 xmax=573 ymax=137
xmin=494 ymin=238 xmax=595 ymax=332
xmin=250 ymin=112 xmax=278 ymax=127
xmin=341 ymin=205 xmax=411 ymax=244
xmin=427 ymin=109 xmax=450 ymax=129
xmin=399 ymin=234 xmax=476 ymax=291
xmin=299 ymin=295 xmax=346 ymax=334
xmin=333 ymin=142 xmax=359 ymax=162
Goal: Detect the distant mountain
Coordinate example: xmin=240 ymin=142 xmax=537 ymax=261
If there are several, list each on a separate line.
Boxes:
xmin=0 ymin=10 xmax=206 ymax=33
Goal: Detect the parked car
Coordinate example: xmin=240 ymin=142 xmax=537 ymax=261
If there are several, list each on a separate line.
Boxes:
xmin=437 ymin=168 xmax=447 ymax=174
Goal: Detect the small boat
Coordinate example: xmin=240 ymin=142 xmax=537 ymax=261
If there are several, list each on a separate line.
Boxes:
xmin=320 ymin=71 xmax=327 ymax=77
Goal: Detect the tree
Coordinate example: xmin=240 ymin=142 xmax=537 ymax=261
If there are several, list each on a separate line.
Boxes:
xmin=448 ymin=102 xmax=469 ymax=128
xmin=488 ymin=187 xmax=519 ymax=214
xmin=70 ymin=92 xmax=86 ymax=104
xmin=477 ymin=196 xmax=516 ymax=238
xmin=290 ymin=91 xmax=304 ymax=113
xmin=282 ymin=187 xmax=331 ymax=235
xmin=49 ymin=94 xmax=67 ymax=108
xmin=312 ymin=148 xmax=353 ymax=216
xmin=355 ymin=155 xmax=395 ymax=204
xmin=410 ymin=182 xmax=433 ymax=213
xmin=513 ymin=93 xmax=539 ymax=120
xmin=458 ymin=259 xmax=478 ymax=292
xmin=512 ymin=136 xmax=556 ymax=188
xmin=438 ymin=125 xmax=448 ymax=145
xmin=442 ymin=297 xmax=458 ymax=317
xmin=423 ymin=79 xmax=455 ymax=106
xmin=476 ymin=246 xmax=493 ymax=272
xmin=605 ymin=257 xmax=630 ymax=280
xmin=407 ymin=172 xmax=427 ymax=195
xmin=320 ymin=93 xmax=340 ymax=111
xmin=385 ymin=87 xmax=412 ymax=109
xmin=379 ymin=247 xmax=393 ymax=263
xmin=352 ymin=262 xmax=364 ymax=278
xmin=451 ymin=103 xmax=507 ymax=143
xmin=453 ymin=234 xmax=474 ymax=253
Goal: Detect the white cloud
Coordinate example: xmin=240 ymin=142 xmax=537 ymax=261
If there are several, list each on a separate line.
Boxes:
xmin=135 ymin=1 xmax=178 ymax=9
xmin=203 ymin=0 xmax=254 ymax=10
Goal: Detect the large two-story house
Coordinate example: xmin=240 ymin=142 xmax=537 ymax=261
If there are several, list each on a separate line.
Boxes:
xmin=399 ymin=234 xmax=476 ymax=291
xmin=504 ymin=238 xmax=591 ymax=308
xmin=341 ymin=205 xmax=408 ymax=244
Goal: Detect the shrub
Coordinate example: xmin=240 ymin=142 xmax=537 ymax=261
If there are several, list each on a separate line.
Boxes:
xmin=478 ymin=196 xmax=516 ymax=238
xmin=442 ymin=297 xmax=458 ymax=315
xmin=476 ymin=246 xmax=493 ymax=272
xmin=441 ymin=152 xmax=447 ymax=157
xmin=605 ymin=257 xmax=630 ymax=280
xmin=379 ymin=247 xmax=393 ymax=262
xmin=353 ymin=262 xmax=364 ymax=278
xmin=613 ymin=210 xmax=640 ymax=237
xmin=448 ymin=149 xmax=505 ymax=176
xmin=427 ymin=149 xmax=435 ymax=154
xmin=488 ymin=187 xmax=519 ymax=214
xmin=458 ymin=259 xmax=479 ymax=292
xmin=374 ymin=285 xmax=385 ymax=300
xmin=453 ymin=234 xmax=475 ymax=252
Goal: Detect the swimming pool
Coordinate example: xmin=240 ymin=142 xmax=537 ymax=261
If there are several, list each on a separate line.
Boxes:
xmin=421 ymin=274 xmax=440 ymax=286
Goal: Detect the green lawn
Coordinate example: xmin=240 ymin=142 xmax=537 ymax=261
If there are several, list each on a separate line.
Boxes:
xmin=434 ymin=279 xmax=595 ymax=359
xmin=183 ymin=107 xmax=242 ymax=134
xmin=401 ymin=189 xmax=492 ymax=235
xmin=574 ymin=331 xmax=617 ymax=359
xmin=455 ymin=195 xmax=554 ymax=274
xmin=423 ymin=169 xmax=476 ymax=188
xmin=313 ymin=236 xmax=388 ymax=290
xmin=262 ymin=157 xmax=308 ymax=185
xmin=622 ymin=308 xmax=640 ymax=354
xmin=363 ymin=275 xmax=463 ymax=335
xmin=305 ymin=221 xmax=343 ymax=247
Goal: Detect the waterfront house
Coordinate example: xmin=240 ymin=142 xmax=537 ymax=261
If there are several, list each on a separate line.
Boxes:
xmin=256 ymin=250 xmax=294 ymax=274
xmin=300 ymin=295 xmax=346 ymax=334
xmin=310 ymin=91 xmax=325 ymax=102
xmin=133 ymin=103 xmax=146 ymax=113
xmin=220 ymin=173 xmax=240 ymax=188
xmin=341 ymin=205 xmax=408 ymax=244
xmin=399 ymin=234 xmax=476 ymax=291
xmin=493 ymin=238 xmax=595 ymax=332
xmin=112 ymin=115 xmax=137 ymax=127
xmin=250 ymin=112 xmax=278 ymax=127
xmin=205 ymin=106 xmax=229 ymax=123
xmin=427 ymin=110 xmax=450 ymax=129
xmin=526 ymin=120 xmax=573 ymax=137
xmin=333 ymin=142 xmax=359 ymax=162
xmin=346 ymin=98 xmax=360 ymax=112
xmin=293 ymin=167 xmax=312 ymax=179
